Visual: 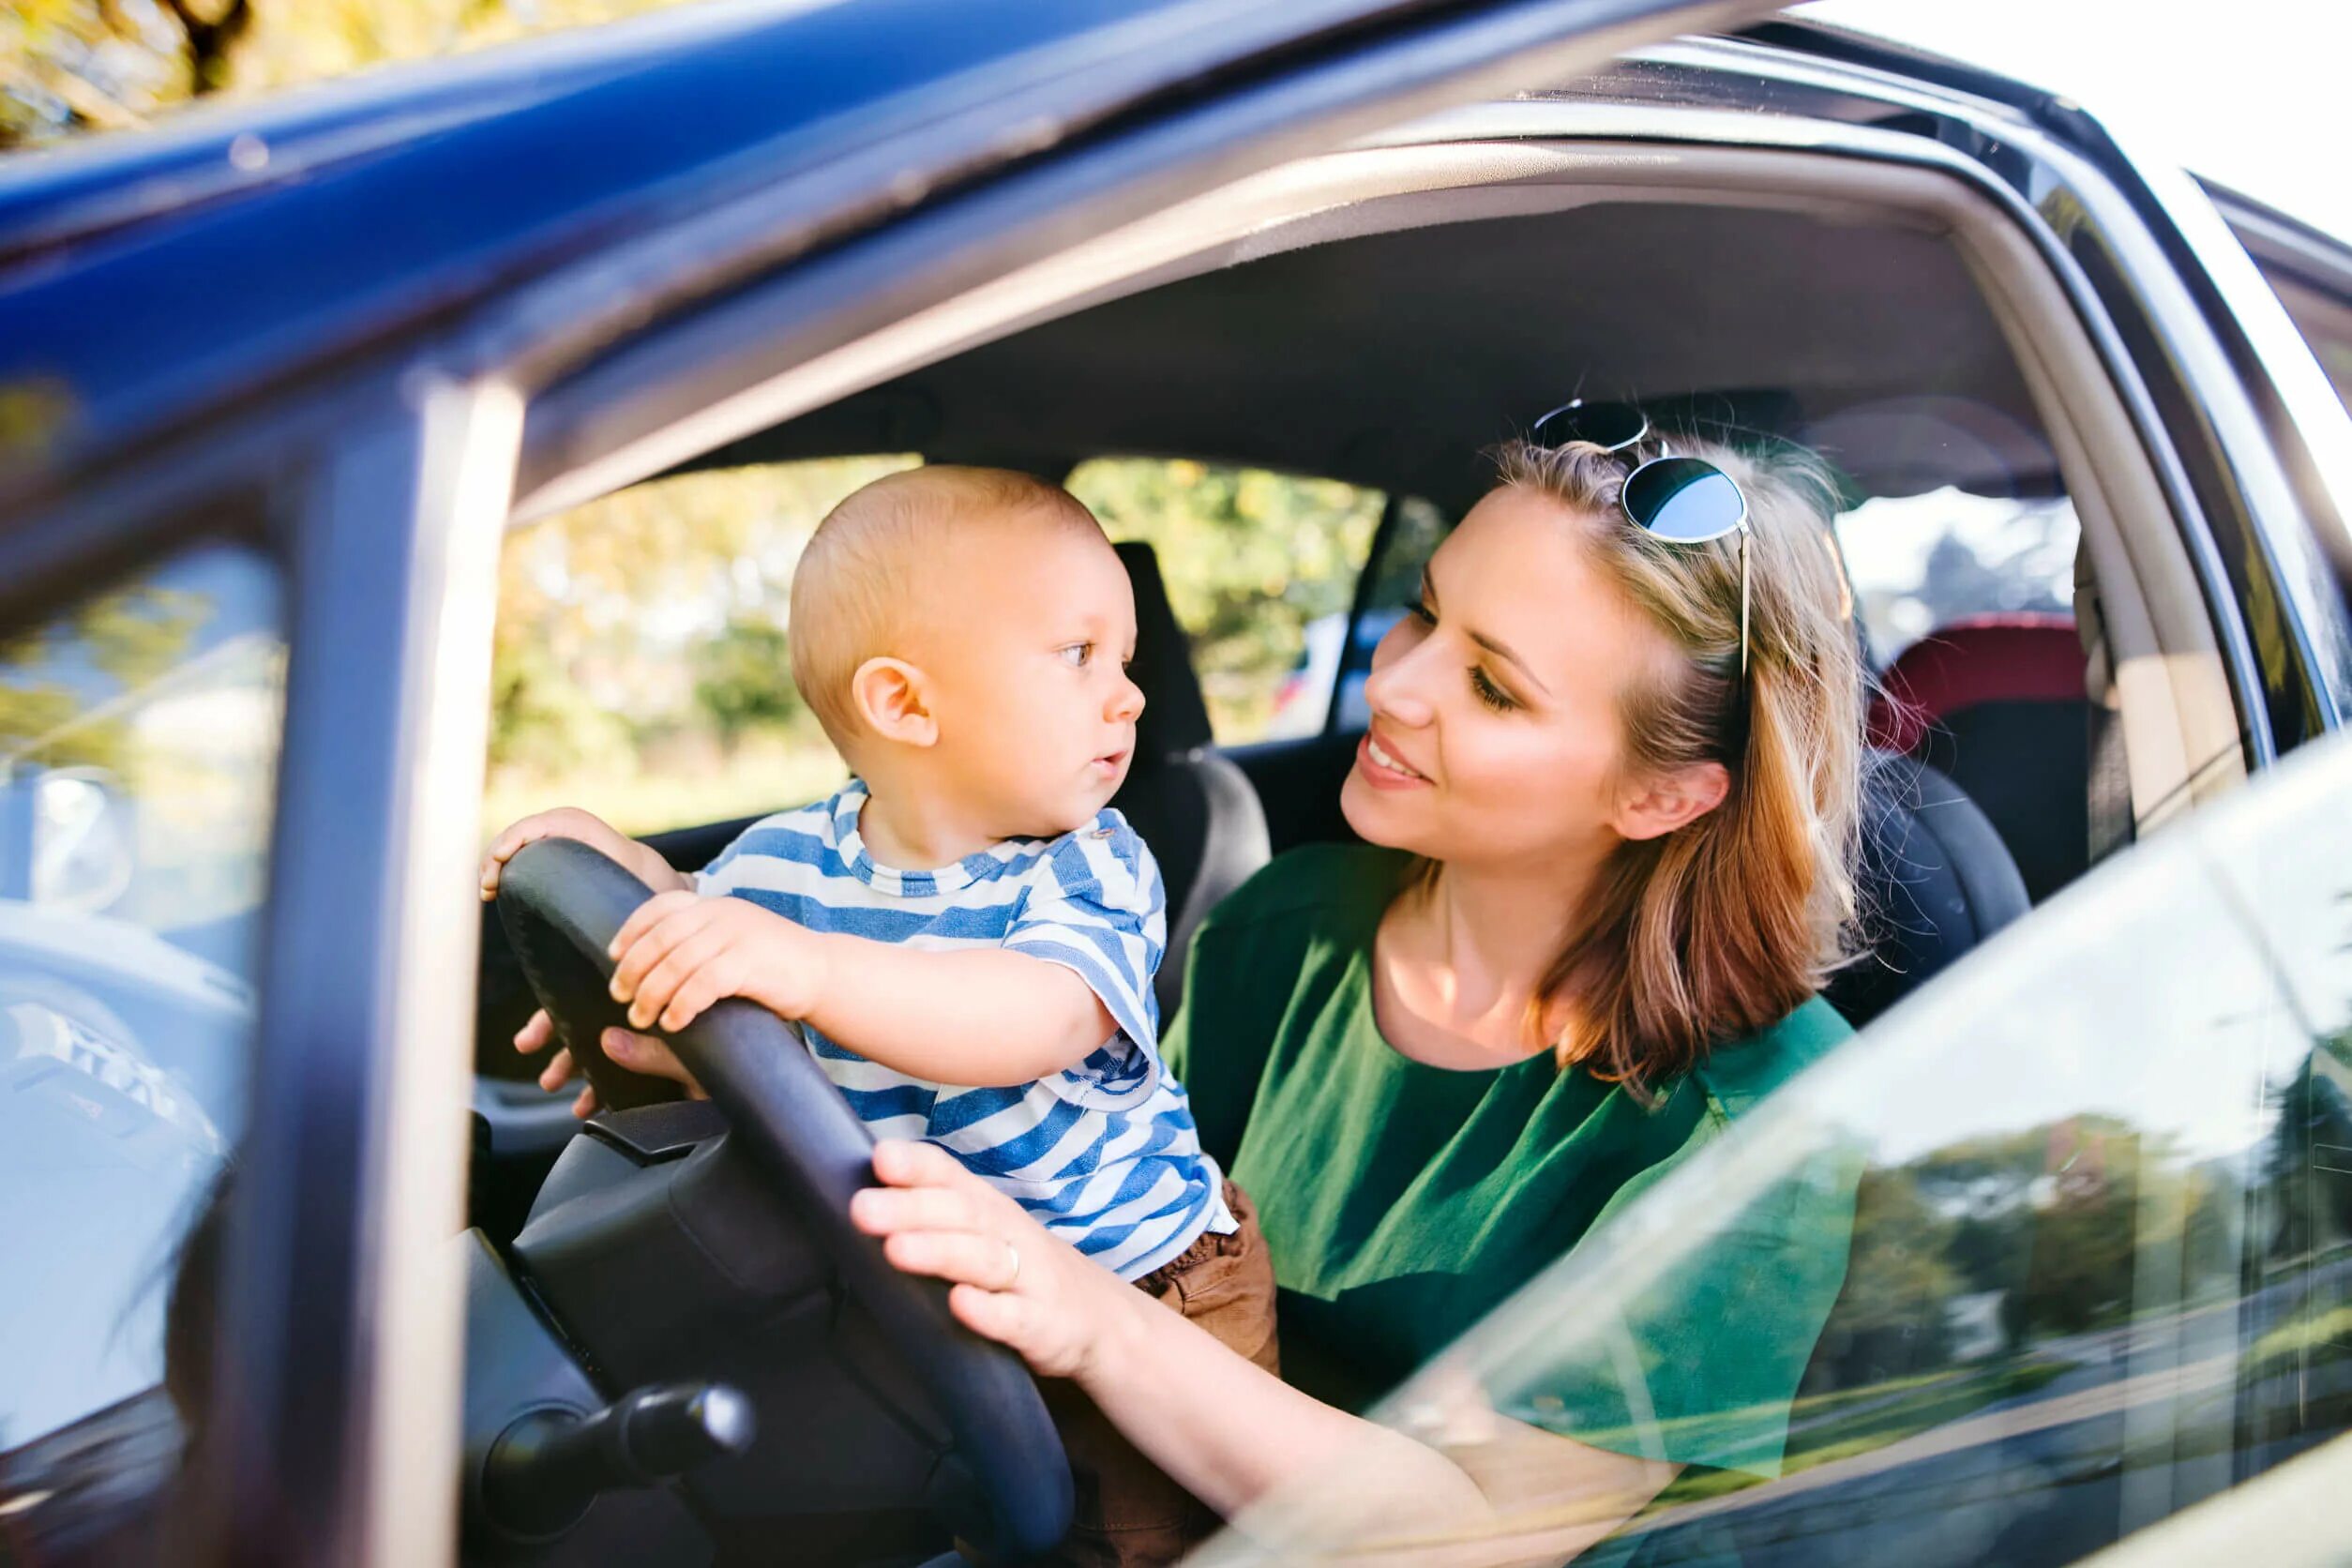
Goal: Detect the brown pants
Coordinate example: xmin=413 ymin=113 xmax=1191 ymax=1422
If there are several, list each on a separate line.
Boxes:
xmin=1042 ymin=1181 xmax=1279 ymax=1568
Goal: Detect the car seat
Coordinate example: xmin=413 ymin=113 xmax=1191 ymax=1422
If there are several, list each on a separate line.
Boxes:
xmin=1108 ymin=541 xmax=1273 ymax=1027
xmin=1868 ymin=613 xmax=2092 ymax=905
xmin=1825 ymin=749 xmax=2031 ymax=1030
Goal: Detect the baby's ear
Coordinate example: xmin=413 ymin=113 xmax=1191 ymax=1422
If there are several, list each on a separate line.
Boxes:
xmin=850 ymin=656 xmax=938 ymax=747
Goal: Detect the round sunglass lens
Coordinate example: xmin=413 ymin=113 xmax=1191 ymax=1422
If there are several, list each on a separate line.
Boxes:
xmin=1625 ymin=458 xmax=1745 ymax=542
xmin=1531 ymin=400 xmax=1648 ymax=452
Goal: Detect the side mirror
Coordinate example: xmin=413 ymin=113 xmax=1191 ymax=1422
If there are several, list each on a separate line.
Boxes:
xmin=4 ymin=765 xmax=136 ymax=912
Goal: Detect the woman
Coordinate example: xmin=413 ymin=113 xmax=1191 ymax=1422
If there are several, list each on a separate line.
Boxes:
xmin=575 ymin=416 xmax=1867 ymax=1562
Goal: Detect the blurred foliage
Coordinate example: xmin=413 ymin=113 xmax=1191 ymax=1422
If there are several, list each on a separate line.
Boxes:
xmin=1808 ymin=1112 xmax=2247 ymax=1392
xmin=488 ymin=455 xmax=1382 ymax=840
xmin=0 ymin=582 xmax=207 ymax=780
xmin=3 ymin=546 xmax=287 ymax=935
xmin=486 ymin=457 xmax=912 ymax=836
xmin=1 ymin=0 xmax=694 ymax=147
xmin=1070 ymin=457 xmax=1381 ymax=740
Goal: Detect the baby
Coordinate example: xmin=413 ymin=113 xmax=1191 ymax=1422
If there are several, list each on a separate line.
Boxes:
xmin=481 ymin=466 xmax=1274 ymax=1564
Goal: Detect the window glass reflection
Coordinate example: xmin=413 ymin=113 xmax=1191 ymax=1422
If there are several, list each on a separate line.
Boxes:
xmin=0 ymin=541 xmax=283 ymax=1552
xmin=1199 ymin=731 xmax=2352 ymax=1567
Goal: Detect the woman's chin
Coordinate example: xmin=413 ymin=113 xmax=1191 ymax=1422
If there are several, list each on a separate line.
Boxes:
xmin=1339 ymin=771 xmax=1426 ymax=852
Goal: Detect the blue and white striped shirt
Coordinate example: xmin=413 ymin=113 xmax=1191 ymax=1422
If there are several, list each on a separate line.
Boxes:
xmin=693 ymin=780 xmax=1236 ymax=1280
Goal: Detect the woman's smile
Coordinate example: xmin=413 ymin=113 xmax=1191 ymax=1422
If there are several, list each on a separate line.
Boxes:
xmin=1356 ymin=729 xmax=1431 ymax=788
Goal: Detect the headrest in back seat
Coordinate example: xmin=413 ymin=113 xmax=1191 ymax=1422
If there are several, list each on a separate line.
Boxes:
xmin=1114 ymin=541 xmax=1214 ymax=756
xmin=1868 ymin=612 xmax=2084 ymax=754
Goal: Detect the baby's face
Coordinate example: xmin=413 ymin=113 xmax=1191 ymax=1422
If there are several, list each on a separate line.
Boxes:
xmin=919 ymin=525 xmax=1145 ymax=838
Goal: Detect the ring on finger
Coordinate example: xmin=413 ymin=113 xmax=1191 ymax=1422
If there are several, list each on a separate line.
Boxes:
xmin=1000 ymin=1239 xmax=1021 ymax=1290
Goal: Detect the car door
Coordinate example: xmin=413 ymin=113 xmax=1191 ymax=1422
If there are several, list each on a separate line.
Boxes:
xmin=1190 ymin=724 xmax=2352 ymax=1566
xmin=0 ymin=5 xmax=1819 ymax=1565
xmin=0 ymin=367 xmax=510 ymax=1568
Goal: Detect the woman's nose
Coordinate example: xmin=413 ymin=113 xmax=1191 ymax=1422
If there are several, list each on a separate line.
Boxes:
xmin=1362 ymin=638 xmax=1436 ymax=729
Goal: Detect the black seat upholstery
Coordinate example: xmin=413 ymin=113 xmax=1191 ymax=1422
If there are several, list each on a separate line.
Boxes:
xmin=1825 ymin=750 xmax=2031 ymax=1030
xmin=1868 ymin=614 xmax=2092 ymax=905
xmin=1108 ymin=541 xmax=1273 ymax=1028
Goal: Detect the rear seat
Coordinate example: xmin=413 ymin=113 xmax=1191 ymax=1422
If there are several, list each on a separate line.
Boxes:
xmin=1868 ymin=612 xmax=2091 ymax=905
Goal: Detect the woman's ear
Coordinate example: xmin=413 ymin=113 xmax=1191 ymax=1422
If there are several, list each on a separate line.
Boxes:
xmin=850 ymin=656 xmax=938 ymax=746
xmin=1611 ymin=760 xmax=1731 ymax=842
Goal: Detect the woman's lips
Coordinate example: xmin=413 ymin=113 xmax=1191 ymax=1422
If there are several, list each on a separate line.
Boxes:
xmin=1355 ymin=731 xmax=1430 ymax=790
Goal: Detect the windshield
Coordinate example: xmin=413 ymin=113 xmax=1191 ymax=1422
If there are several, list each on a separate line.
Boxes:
xmin=1197 ymin=731 xmax=2352 ymax=1566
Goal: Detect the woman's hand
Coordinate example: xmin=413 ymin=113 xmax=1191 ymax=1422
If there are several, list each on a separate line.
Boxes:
xmin=850 ymin=1138 xmax=1137 ymax=1380
xmin=511 ymin=1008 xmax=706 ymax=1118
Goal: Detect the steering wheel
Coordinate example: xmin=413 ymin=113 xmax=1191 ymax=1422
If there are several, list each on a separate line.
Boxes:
xmin=492 ymin=837 xmax=1074 ymax=1560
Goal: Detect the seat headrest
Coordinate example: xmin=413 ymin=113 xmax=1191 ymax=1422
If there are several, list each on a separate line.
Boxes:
xmin=1869 ymin=612 xmax=2085 ymax=754
xmin=1115 ymin=540 xmax=1214 ymax=756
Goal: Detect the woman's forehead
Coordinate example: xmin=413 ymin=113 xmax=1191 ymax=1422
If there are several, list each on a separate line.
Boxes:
xmin=1438 ymin=486 xmax=1681 ymax=708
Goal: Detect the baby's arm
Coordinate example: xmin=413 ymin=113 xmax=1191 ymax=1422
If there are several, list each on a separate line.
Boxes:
xmin=837 ymin=823 xmax=1167 ymax=1084
xmin=801 ymin=942 xmax=1117 ymax=1085
xmin=605 ymin=899 xmax=1119 ymax=1086
xmin=609 ymin=821 xmax=1165 ymax=1089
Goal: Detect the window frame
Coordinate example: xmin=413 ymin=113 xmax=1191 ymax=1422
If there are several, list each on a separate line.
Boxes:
xmin=0 ymin=369 xmax=513 ymax=1565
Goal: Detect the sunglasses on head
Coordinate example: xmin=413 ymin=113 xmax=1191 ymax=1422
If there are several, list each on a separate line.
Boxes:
xmin=1529 ymin=400 xmax=1751 ymax=677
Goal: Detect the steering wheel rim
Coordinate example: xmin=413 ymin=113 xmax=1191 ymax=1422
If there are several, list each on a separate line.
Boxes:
xmin=493 ymin=836 xmax=1074 ymax=1559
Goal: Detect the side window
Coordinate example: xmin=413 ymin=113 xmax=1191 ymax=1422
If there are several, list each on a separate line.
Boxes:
xmin=485 ymin=457 xmax=916 ymax=842
xmin=1212 ymin=735 xmax=2352 ymax=1568
xmin=1065 ymin=459 xmax=1384 ymax=745
xmin=1329 ymin=495 xmax=1450 ymax=733
xmin=1834 ymin=487 xmax=2081 ymax=667
xmin=0 ymin=539 xmax=284 ymax=1515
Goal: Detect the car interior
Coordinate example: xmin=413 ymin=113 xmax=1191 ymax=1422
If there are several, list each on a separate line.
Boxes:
xmin=455 ymin=128 xmax=2278 ymax=1562
xmin=481 ymin=133 xmax=2253 ymax=1080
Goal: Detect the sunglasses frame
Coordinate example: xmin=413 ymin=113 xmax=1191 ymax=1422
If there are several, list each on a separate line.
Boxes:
xmin=1529 ymin=400 xmax=1750 ymax=676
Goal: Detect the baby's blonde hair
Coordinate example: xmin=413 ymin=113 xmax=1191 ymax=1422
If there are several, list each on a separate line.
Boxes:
xmin=789 ymin=465 xmax=1101 ymax=750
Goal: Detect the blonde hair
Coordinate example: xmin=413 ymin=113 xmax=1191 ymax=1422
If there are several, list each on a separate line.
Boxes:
xmin=1481 ymin=434 xmax=1865 ymax=1094
xmin=788 ymin=465 xmax=1101 ymax=749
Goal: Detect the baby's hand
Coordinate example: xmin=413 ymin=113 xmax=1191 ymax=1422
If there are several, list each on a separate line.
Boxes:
xmin=480 ymin=807 xmax=641 ymax=901
xmin=607 ymin=891 xmax=830 ymax=1034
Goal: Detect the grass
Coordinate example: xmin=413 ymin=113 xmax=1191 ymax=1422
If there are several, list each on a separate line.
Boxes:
xmin=2243 ymin=1303 xmax=2352 ymax=1383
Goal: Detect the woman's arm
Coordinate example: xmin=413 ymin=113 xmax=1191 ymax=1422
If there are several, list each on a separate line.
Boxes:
xmin=851 ymin=1140 xmax=1675 ymax=1562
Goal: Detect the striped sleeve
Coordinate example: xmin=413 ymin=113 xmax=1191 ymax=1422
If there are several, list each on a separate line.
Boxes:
xmin=1004 ymin=812 xmax=1167 ymax=1109
xmin=689 ymin=807 xmax=817 ymax=894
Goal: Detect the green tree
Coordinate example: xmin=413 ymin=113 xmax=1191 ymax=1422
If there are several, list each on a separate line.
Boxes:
xmin=1069 ymin=458 xmax=1382 ymax=740
xmin=3 ymin=0 xmax=695 ymax=148
xmin=693 ymin=613 xmax=807 ymax=752
xmin=1813 ymin=1166 xmax=1966 ymax=1381
xmin=0 ymin=583 xmax=209 ymax=781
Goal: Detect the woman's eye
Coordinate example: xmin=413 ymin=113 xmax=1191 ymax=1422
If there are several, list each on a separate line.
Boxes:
xmin=1058 ymin=641 xmax=1094 ymax=668
xmin=1470 ymin=665 xmax=1518 ymax=713
xmin=1408 ymin=601 xmax=1437 ymax=626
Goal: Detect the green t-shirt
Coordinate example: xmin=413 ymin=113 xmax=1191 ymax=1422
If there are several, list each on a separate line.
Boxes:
xmin=1164 ymin=843 xmax=1861 ymax=1480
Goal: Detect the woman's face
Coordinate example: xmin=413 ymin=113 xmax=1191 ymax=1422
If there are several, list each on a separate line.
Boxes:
xmin=1340 ymin=485 xmax=1683 ymax=872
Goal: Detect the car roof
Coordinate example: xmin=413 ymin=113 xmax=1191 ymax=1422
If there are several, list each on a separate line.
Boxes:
xmin=0 ymin=6 xmax=2025 ymax=514
xmin=1 ymin=0 xmax=1541 ymax=505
